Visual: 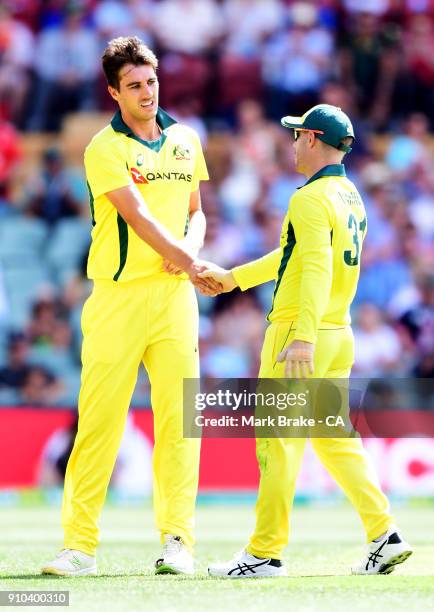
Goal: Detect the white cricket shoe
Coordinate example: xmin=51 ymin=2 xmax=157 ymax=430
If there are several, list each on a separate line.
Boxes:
xmin=208 ymin=549 xmax=287 ymax=578
xmin=41 ymin=549 xmax=97 ymax=576
xmin=155 ymin=535 xmax=194 ymax=575
xmin=351 ymin=527 xmax=412 ymax=575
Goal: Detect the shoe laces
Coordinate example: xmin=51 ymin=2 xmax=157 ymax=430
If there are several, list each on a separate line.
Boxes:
xmin=56 ymin=549 xmax=73 ymax=559
xmin=163 ymin=536 xmax=184 ymax=557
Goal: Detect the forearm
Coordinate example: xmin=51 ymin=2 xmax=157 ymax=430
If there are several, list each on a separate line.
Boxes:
xmin=128 ymin=207 xmax=195 ymax=272
xmin=232 ymin=248 xmax=282 ymax=290
xmin=106 ymin=185 xmax=196 ymax=272
xmin=295 ymin=258 xmax=332 ymax=344
xmin=184 ymin=209 xmax=206 ymax=252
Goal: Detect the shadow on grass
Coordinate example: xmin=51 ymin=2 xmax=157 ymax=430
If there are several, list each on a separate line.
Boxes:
xmin=4 ymin=574 xmax=351 ymax=581
xmin=2 ymin=573 xmax=203 ymax=580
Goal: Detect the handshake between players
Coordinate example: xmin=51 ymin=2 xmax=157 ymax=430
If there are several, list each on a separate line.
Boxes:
xmin=163 ymin=256 xmax=235 ymax=297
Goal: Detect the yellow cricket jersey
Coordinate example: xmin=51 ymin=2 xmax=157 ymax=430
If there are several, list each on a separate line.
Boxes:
xmin=84 ymin=107 xmax=209 ymax=281
xmin=232 ymin=164 xmax=367 ymax=344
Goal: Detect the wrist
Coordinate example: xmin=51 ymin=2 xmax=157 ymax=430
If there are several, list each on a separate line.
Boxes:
xmin=178 ymin=248 xmax=195 ymax=273
xmin=228 ymin=271 xmax=238 ymax=289
xmin=293 ymin=334 xmax=316 ymax=345
xmin=229 ymin=269 xmax=240 ymax=288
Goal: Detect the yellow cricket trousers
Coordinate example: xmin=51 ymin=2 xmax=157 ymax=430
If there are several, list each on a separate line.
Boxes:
xmin=247 ymin=322 xmax=393 ymax=560
xmin=62 ymin=276 xmax=200 ymax=555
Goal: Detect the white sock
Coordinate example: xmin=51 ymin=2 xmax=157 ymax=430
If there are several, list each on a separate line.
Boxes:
xmin=372 ymin=532 xmax=387 ymax=542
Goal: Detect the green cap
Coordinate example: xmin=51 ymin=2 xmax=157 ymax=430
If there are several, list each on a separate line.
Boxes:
xmin=281 ymin=104 xmax=355 ymax=153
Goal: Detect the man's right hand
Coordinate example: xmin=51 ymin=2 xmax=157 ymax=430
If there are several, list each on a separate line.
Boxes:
xmin=197 ymin=264 xmax=238 ymax=294
xmin=186 ymin=260 xmax=223 ymax=296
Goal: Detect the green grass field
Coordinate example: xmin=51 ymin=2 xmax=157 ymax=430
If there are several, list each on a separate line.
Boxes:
xmin=0 ymin=501 xmax=433 ymax=611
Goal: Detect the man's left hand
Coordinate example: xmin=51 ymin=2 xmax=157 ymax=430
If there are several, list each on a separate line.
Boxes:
xmin=162 ymin=259 xmax=184 ymax=275
xmin=277 ymin=340 xmax=315 ymax=379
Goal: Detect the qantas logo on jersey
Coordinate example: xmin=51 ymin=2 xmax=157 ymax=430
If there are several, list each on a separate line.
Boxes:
xmin=131 ymin=168 xmax=192 ymax=183
xmin=131 ymin=168 xmax=148 ymax=184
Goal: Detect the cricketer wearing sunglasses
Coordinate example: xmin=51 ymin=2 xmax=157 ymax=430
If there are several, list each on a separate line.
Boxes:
xmin=201 ymin=104 xmax=412 ymax=578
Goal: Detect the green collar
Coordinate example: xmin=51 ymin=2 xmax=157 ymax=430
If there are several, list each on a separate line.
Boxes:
xmin=303 ymin=164 xmax=346 ymax=187
xmin=110 ymin=107 xmax=177 ymax=152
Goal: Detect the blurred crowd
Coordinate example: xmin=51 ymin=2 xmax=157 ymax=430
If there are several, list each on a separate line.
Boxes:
xmin=4 ymin=0 xmax=434 ymax=129
xmin=0 ymin=0 xmax=433 ymax=406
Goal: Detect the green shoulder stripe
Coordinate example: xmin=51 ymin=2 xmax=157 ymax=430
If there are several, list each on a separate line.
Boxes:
xmin=113 ymin=213 xmax=128 ymax=281
xmin=267 ymin=221 xmax=296 ymax=320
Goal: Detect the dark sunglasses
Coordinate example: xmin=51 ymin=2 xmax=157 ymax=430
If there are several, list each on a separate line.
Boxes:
xmin=293 ymin=128 xmax=325 ymax=141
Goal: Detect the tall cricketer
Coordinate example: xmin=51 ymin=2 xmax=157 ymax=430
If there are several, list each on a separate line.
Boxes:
xmin=41 ymin=36 xmax=218 ymax=577
xmin=201 ymin=104 xmax=413 ymax=578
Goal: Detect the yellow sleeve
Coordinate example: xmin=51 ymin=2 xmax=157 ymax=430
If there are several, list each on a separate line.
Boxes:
xmin=84 ymin=139 xmax=132 ymax=200
xmin=290 ymin=193 xmax=333 ymax=344
xmin=232 ymin=248 xmax=282 ymax=291
xmin=190 ymin=132 xmax=209 ymax=192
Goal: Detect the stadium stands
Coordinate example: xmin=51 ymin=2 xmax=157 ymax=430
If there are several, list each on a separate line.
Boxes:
xmin=0 ymin=0 xmax=433 ymax=405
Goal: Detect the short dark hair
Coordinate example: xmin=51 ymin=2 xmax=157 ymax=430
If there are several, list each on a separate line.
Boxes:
xmin=102 ymin=36 xmax=158 ymax=90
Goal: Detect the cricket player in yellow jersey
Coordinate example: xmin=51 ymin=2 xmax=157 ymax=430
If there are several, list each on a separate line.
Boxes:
xmin=41 ymin=36 xmax=219 ymax=577
xmin=202 ymin=105 xmax=412 ymax=577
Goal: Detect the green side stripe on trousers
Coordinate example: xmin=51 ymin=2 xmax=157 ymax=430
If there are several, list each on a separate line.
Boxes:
xmin=267 ymin=221 xmax=296 ymax=320
xmin=113 ymin=213 xmax=128 ymax=281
